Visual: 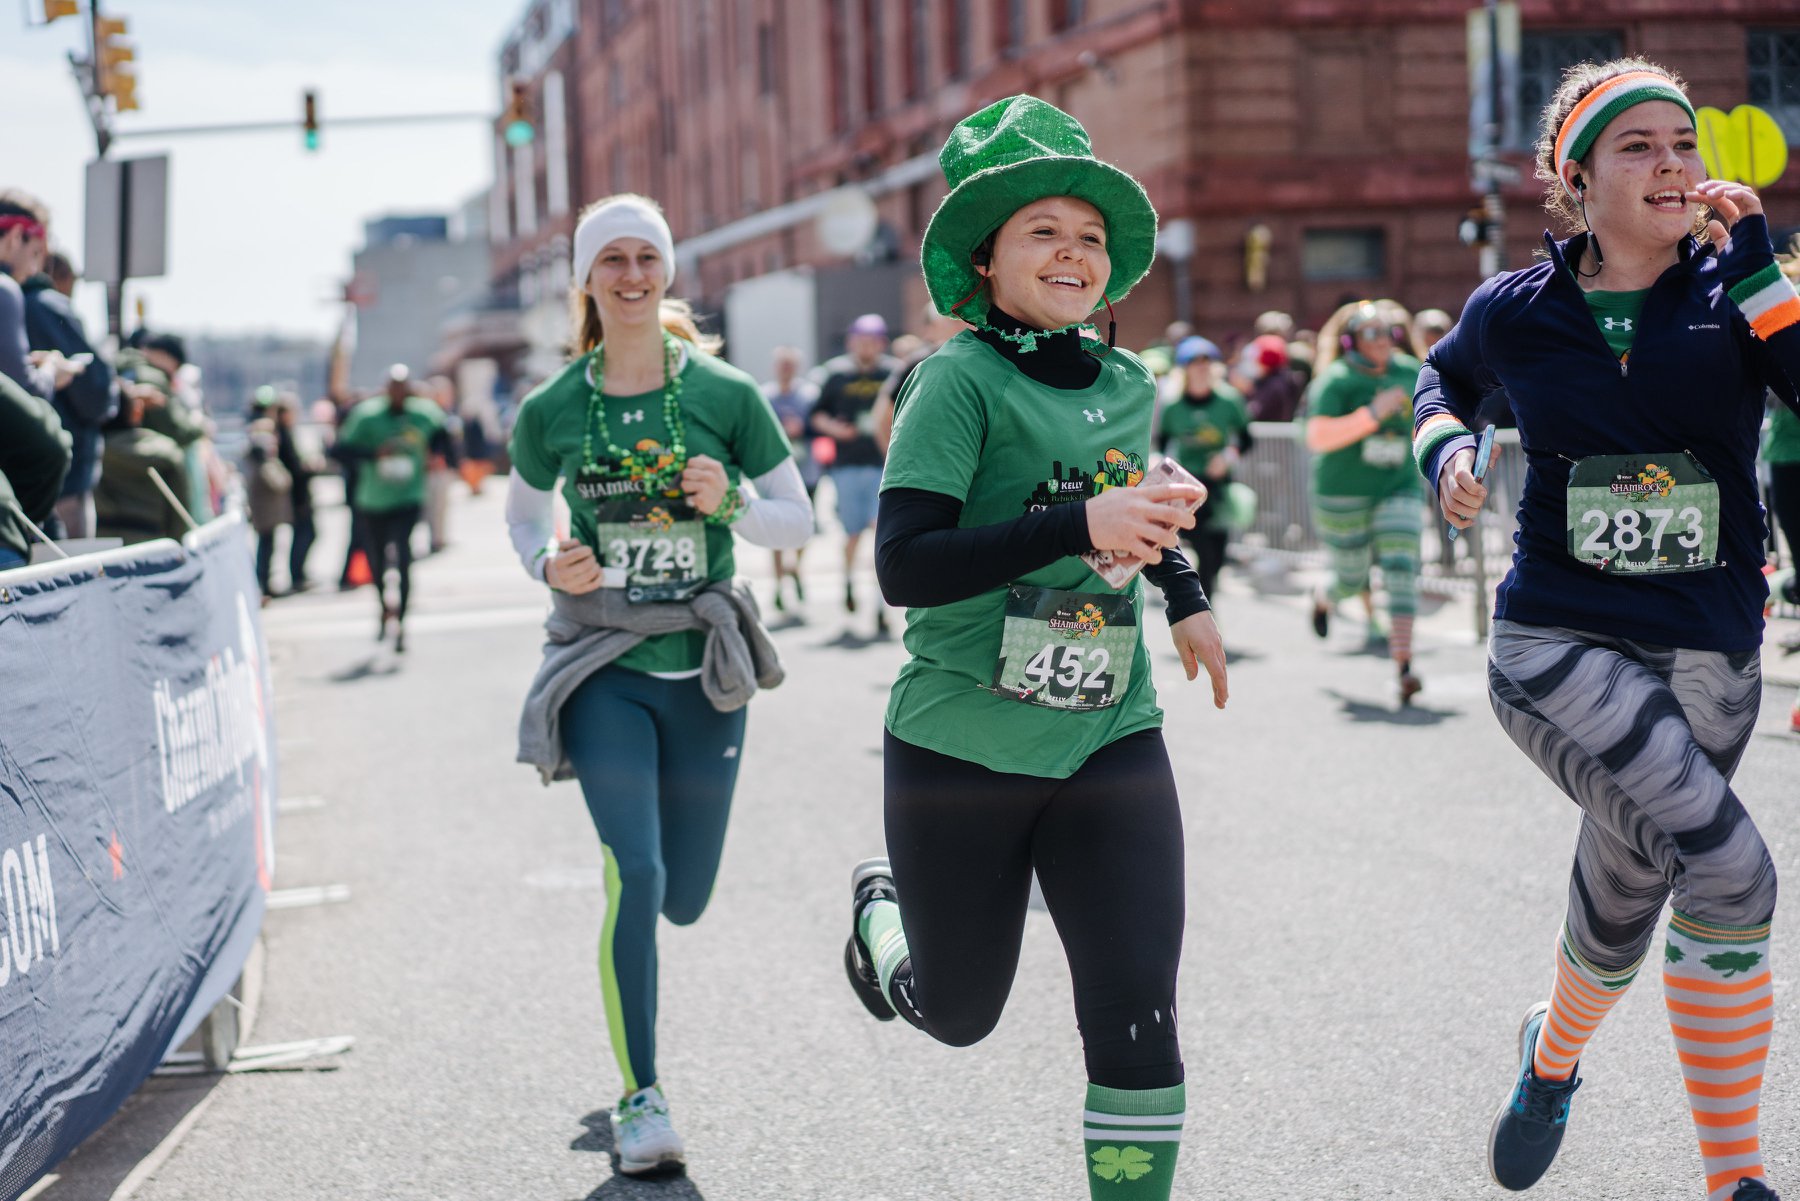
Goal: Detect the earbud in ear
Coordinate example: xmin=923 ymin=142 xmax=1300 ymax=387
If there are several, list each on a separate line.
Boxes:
xmin=1573 ymin=174 xmax=1586 ymax=191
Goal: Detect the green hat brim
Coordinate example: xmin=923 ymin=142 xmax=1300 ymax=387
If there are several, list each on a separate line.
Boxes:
xmin=921 ymin=156 xmax=1157 ymax=325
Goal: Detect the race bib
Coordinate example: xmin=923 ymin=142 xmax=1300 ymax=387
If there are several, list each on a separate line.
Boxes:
xmin=991 ymin=586 xmax=1137 ymax=711
xmin=593 ymin=496 xmax=709 ymax=602
xmin=1361 ymin=435 xmax=1409 ymax=467
xmin=376 ymin=453 xmax=417 ymax=483
xmin=1565 ymin=452 xmax=1719 ymax=574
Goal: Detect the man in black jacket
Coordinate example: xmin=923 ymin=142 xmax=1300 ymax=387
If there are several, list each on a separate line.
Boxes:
xmin=22 ymin=250 xmax=117 ymax=538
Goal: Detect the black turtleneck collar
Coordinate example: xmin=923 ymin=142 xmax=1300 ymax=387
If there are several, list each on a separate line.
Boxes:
xmin=972 ymin=304 xmax=1102 ymax=391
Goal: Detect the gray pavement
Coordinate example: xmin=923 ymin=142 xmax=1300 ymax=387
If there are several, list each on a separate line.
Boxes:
xmin=33 ymin=481 xmax=1800 ymax=1200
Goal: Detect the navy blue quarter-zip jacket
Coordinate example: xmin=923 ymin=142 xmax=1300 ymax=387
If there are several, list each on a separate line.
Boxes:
xmin=1416 ymin=218 xmax=1800 ymax=651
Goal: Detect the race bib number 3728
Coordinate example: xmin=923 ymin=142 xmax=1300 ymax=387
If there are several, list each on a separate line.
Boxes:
xmin=1565 ymin=451 xmax=1719 ymax=574
xmin=991 ymin=586 xmax=1137 ymax=711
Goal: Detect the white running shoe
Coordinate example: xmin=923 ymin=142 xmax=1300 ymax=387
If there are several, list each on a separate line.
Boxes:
xmin=610 ymin=1085 xmax=685 ymax=1176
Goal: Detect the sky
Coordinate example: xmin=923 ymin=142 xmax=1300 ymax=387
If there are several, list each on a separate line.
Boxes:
xmin=2 ymin=0 xmax=522 ymax=342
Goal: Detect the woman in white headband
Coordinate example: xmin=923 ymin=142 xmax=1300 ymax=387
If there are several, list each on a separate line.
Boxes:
xmin=1415 ymin=59 xmax=1800 ymax=1201
xmin=506 ymin=193 xmax=812 ymax=1178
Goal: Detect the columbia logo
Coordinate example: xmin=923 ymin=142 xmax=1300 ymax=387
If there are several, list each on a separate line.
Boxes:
xmin=1689 ymin=323 xmax=1721 ymax=330
xmin=620 ymin=410 xmax=646 ymax=425
xmin=1083 ymin=409 xmax=1106 ymax=424
xmin=1603 ymin=317 xmax=1633 ymax=332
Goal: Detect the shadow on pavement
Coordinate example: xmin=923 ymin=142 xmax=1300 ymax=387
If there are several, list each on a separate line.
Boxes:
xmin=325 ymin=657 xmax=400 ymax=684
xmin=1325 ymin=688 xmax=1457 ymax=726
xmin=31 ymin=1074 xmax=222 ymax=1200
xmin=572 ymin=1110 xmax=709 ymax=1200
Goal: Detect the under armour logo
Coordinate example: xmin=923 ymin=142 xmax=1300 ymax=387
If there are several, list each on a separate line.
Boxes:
xmin=1603 ymin=317 xmax=1633 ymax=332
xmin=620 ymin=409 xmax=646 ymax=424
xmin=1083 ymin=409 xmax=1106 ymax=424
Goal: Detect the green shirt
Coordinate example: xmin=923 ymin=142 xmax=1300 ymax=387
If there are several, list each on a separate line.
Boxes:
xmin=1157 ymin=384 xmax=1249 ymax=480
xmin=880 ymin=332 xmax=1164 ymax=779
xmin=1583 ymin=287 xmax=1648 ymax=361
xmin=1308 ymin=353 xmax=1423 ymax=500
xmin=339 ymin=396 xmax=444 ymax=513
xmin=509 ymin=345 xmax=791 ymax=675
xmin=1766 ymin=399 xmax=1800 ymax=466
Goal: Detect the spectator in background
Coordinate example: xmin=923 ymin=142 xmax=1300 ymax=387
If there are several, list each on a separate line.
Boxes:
xmin=0 ymin=370 xmax=71 ymax=568
xmin=1136 ymin=319 xmax=1193 ymax=378
xmin=1239 ymin=333 xmax=1301 ymax=421
xmin=872 ymin=307 xmax=965 ymax=455
xmin=1158 ymin=336 xmax=1252 ymax=603
xmin=95 ymin=373 xmax=190 ymax=545
xmin=275 ymin=389 xmax=320 ymax=591
xmin=760 ymin=344 xmax=820 ymax=613
xmin=117 ymin=332 xmax=209 ymax=520
xmin=21 ymin=246 xmax=117 ymax=539
xmin=808 ymin=312 xmax=899 ymax=637
xmin=1410 ymin=308 xmax=1454 ymax=359
xmin=45 ymin=251 xmax=76 ymax=297
xmin=244 ymin=391 xmax=294 ymax=600
xmin=0 ymin=190 xmax=80 ymax=404
xmin=423 ymin=373 xmax=463 ymax=554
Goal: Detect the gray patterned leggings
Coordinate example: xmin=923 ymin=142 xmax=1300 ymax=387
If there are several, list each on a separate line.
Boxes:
xmin=1487 ymin=619 xmax=1777 ymax=972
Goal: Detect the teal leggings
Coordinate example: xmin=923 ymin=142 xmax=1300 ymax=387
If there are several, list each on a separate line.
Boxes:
xmin=1314 ymin=490 xmax=1422 ymax=615
xmin=562 ymin=666 xmax=747 ymax=1094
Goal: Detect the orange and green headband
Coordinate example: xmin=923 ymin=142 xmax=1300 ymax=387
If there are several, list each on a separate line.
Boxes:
xmin=1554 ymin=71 xmax=1696 ymax=197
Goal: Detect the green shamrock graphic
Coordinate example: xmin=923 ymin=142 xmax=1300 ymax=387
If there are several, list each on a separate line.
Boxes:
xmin=1703 ymin=951 xmax=1763 ymax=978
xmin=1091 ymin=1145 xmax=1155 ymax=1183
xmin=1665 ymin=944 xmax=1685 ymax=964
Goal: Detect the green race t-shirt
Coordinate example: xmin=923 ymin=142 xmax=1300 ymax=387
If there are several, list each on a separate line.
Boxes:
xmin=1583 ymin=287 xmax=1648 ymax=362
xmin=1158 ymin=385 xmax=1249 ymax=480
xmin=339 ymin=396 xmax=445 ymax=512
xmin=1767 ymin=400 xmax=1800 ymax=466
xmin=1308 ymin=353 xmax=1423 ymax=500
xmin=880 ymin=332 xmax=1164 ymax=779
xmin=509 ymin=344 xmax=791 ymax=675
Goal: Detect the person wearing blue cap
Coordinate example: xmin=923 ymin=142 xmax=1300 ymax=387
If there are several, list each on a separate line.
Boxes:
xmin=1157 ymin=336 xmax=1251 ymax=602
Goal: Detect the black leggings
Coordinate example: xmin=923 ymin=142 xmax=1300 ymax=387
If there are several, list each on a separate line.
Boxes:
xmin=883 ymin=728 xmax=1185 ymax=1090
xmin=363 ymin=505 xmax=420 ymax=621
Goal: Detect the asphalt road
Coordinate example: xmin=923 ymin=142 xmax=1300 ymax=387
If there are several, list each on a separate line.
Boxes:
xmin=32 ymin=482 xmax=1800 ymax=1201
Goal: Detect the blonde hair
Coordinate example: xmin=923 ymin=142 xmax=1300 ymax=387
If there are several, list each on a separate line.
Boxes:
xmin=1532 ymin=58 xmax=1700 ymax=235
xmin=1312 ymin=299 xmax=1412 ymax=377
xmin=566 ymin=193 xmax=721 ymax=357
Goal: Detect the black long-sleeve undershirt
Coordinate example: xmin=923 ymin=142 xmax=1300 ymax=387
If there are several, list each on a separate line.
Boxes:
xmin=875 ymin=304 xmax=1208 ymax=622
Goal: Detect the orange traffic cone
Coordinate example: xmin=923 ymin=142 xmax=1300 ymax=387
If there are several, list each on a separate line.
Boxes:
xmin=346 ymin=548 xmax=373 ymax=588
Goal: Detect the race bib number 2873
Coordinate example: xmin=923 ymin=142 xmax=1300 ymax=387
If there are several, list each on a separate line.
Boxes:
xmin=1564 ymin=451 xmax=1719 ymax=575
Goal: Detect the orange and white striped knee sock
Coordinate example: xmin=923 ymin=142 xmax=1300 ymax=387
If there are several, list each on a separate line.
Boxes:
xmin=1533 ymin=929 xmax=1638 ymax=1082
xmin=1664 ymin=910 xmax=1773 ymax=1201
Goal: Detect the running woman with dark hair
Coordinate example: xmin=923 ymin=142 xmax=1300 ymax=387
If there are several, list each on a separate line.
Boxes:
xmin=1415 ymin=58 xmax=1799 ymax=1201
xmin=839 ymin=96 xmax=1228 ymax=1201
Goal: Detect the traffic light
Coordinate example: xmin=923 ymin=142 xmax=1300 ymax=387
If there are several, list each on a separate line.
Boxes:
xmin=95 ymin=15 xmax=138 ymax=111
xmin=41 ymin=0 xmax=80 ymax=21
xmin=302 ymin=89 xmax=320 ymax=152
xmin=503 ymin=79 xmax=534 ymax=147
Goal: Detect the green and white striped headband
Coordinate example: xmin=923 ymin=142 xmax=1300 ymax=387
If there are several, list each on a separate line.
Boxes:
xmin=1554 ymin=71 xmax=1696 ymax=197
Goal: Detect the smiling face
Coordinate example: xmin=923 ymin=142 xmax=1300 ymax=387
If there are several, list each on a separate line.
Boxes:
xmin=982 ymin=196 xmax=1111 ymax=331
xmin=586 ymin=237 xmax=667 ymax=333
xmin=1566 ymin=100 xmax=1704 ymax=250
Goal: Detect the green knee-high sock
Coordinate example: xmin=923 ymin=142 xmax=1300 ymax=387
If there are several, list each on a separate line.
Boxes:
xmin=856 ymin=897 xmax=908 ymax=1014
xmin=1083 ymin=1083 xmax=1185 ymax=1199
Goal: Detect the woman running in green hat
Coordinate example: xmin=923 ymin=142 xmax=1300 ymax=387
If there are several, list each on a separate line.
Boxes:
xmin=839 ymin=95 xmax=1228 ymax=1201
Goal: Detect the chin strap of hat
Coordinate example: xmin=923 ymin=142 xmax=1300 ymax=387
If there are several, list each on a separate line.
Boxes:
xmin=1103 ymin=296 xmax=1117 ymax=349
xmin=948 ymin=281 xmax=986 ymax=318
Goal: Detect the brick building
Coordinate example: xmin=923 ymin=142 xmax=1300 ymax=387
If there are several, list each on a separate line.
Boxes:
xmin=486 ymin=0 xmax=1800 ymax=374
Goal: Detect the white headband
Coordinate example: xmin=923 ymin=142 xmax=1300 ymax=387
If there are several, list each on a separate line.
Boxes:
xmin=572 ymin=198 xmax=677 ymax=293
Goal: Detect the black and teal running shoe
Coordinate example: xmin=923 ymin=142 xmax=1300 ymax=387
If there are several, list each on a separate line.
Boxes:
xmin=1489 ymin=1001 xmax=1582 ymax=1191
xmin=1733 ymin=1180 xmax=1779 ymax=1201
xmin=844 ymin=857 xmax=898 ymax=1022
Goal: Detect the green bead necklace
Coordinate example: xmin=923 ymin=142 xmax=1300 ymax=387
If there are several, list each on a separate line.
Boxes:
xmin=582 ymin=333 xmax=687 ymax=496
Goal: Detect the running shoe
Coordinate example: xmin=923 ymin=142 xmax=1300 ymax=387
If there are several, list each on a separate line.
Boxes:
xmin=610 ymin=1085 xmax=685 ymax=1176
xmin=1310 ymin=591 xmax=1330 ymax=639
xmin=844 ymin=582 xmax=858 ymax=614
xmin=393 ymin=622 xmax=406 ymax=654
xmin=1398 ymin=668 xmax=1422 ymax=706
xmin=844 ymin=856 xmax=898 ymax=1022
xmin=1732 ymin=1179 xmax=1779 ymax=1200
xmin=1489 ymin=1001 xmax=1582 ymax=1191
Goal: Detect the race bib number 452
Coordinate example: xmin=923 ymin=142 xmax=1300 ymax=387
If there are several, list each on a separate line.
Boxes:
xmin=991 ymin=586 xmax=1137 ymax=711
xmin=1565 ymin=451 xmax=1719 ymax=574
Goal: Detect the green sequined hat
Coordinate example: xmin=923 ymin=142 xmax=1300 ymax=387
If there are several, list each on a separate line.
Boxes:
xmin=921 ymin=94 xmax=1158 ymax=327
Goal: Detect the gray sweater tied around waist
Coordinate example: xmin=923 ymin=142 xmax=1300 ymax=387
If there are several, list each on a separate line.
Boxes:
xmin=517 ymin=579 xmax=784 ymax=784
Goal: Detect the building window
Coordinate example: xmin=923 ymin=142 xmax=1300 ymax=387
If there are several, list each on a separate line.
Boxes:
xmin=995 ymin=0 xmax=1024 ymax=56
xmin=1302 ymin=228 xmax=1384 ymax=282
xmin=829 ymin=0 xmax=850 ymax=132
xmin=862 ymin=0 xmax=883 ymax=115
xmin=1512 ymin=30 xmax=1624 ymax=150
xmin=1050 ymin=0 xmax=1084 ymax=32
xmin=905 ymin=0 xmax=928 ymax=102
xmin=758 ymin=22 xmax=776 ymax=96
xmin=1749 ymin=29 xmax=1800 ymax=139
xmin=943 ymin=0 xmax=970 ymax=81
